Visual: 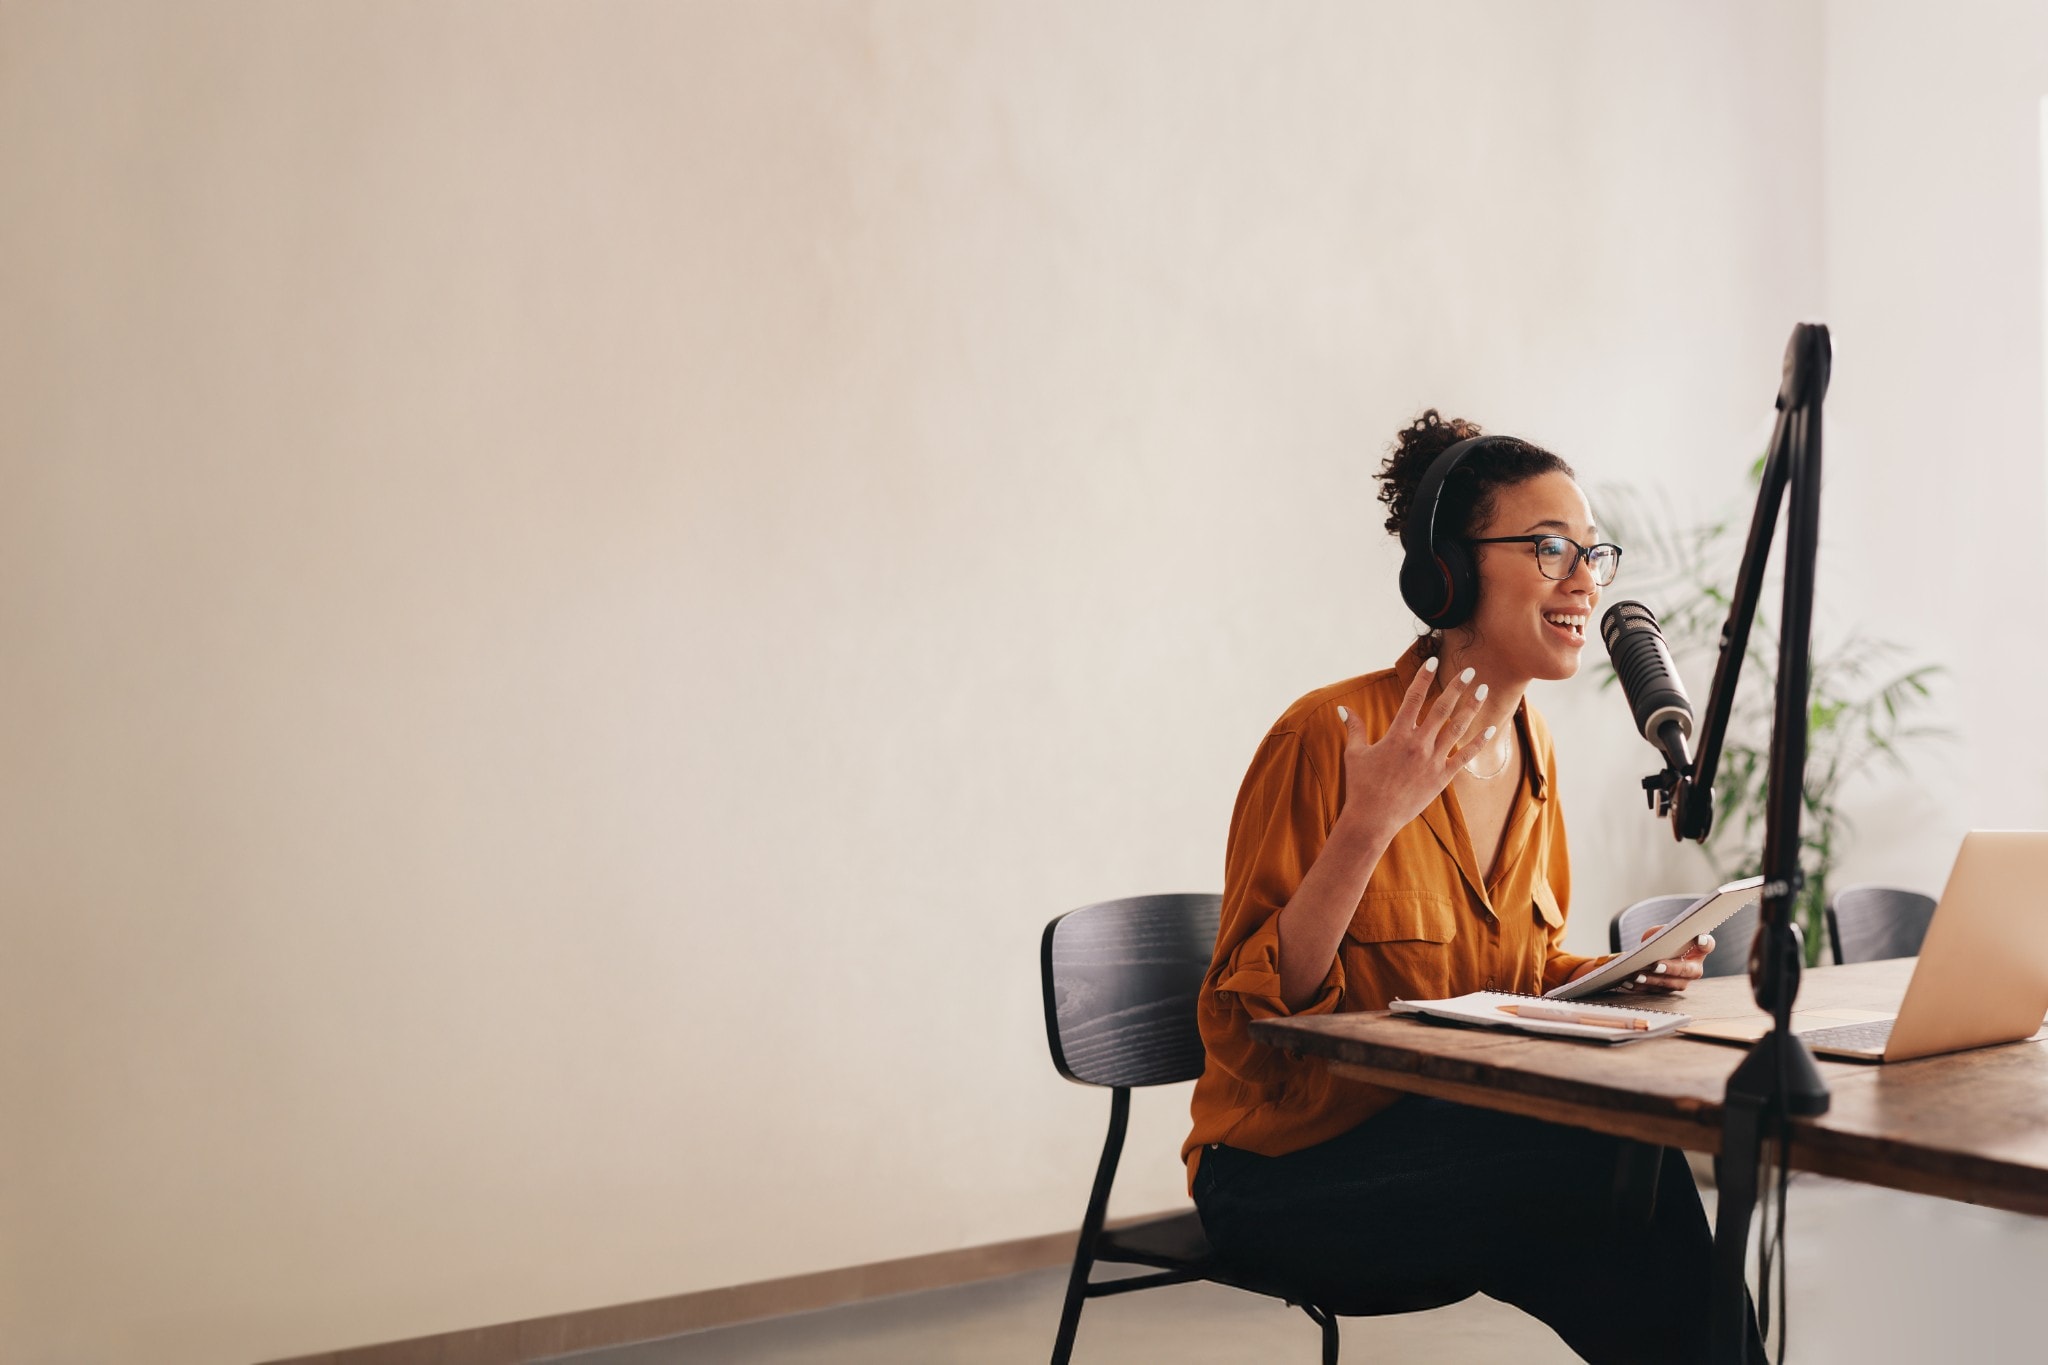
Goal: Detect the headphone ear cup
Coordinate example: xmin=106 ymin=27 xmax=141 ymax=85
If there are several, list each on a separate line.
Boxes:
xmin=1399 ymin=548 xmax=1449 ymax=622
xmin=1431 ymin=539 xmax=1479 ymax=629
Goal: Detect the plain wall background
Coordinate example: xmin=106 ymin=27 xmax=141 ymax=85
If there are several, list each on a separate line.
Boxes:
xmin=3 ymin=3 xmax=2039 ymax=1362
xmin=1818 ymin=0 xmax=2048 ymax=875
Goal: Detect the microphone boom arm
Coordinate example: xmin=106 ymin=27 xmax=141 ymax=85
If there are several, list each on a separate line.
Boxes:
xmin=1666 ymin=400 xmax=1790 ymax=843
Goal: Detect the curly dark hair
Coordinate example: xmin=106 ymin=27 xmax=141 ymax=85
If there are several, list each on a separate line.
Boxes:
xmin=1375 ymin=409 xmax=1574 ymax=541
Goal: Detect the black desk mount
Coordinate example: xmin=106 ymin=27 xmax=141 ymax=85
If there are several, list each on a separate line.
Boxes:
xmin=1632 ymin=323 xmax=1834 ymax=1362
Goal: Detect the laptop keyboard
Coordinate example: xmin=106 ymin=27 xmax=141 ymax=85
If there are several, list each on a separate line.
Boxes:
xmin=1801 ymin=1019 xmax=1895 ymax=1052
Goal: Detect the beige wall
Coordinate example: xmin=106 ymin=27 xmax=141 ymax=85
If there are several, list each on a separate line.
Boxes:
xmin=1818 ymin=0 xmax=2048 ymax=878
xmin=0 ymin=3 xmax=1848 ymax=1361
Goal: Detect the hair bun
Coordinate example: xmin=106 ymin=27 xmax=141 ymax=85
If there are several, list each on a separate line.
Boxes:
xmin=1378 ymin=409 xmax=1484 ymax=539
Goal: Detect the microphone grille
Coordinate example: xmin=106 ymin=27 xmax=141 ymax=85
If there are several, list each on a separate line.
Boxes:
xmin=1600 ymin=599 xmax=1658 ymax=648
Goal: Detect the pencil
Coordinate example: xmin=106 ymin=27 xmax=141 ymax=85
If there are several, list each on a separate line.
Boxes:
xmin=1498 ymin=1003 xmax=1651 ymax=1031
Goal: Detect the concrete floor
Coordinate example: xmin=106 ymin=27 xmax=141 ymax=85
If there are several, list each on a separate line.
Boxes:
xmin=552 ymin=1178 xmax=2048 ymax=1363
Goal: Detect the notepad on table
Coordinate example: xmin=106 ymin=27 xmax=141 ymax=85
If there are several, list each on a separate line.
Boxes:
xmin=1389 ymin=991 xmax=1690 ymax=1044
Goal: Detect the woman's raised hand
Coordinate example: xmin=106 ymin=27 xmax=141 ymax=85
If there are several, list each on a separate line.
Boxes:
xmin=1336 ymin=659 xmax=1493 ymax=838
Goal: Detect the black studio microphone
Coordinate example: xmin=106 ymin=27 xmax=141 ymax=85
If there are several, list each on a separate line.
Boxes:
xmin=1600 ymin=601 xmax=1695 ymax=775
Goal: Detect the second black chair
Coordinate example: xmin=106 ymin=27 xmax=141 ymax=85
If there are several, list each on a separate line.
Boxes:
xmin=1826 ymin=883 xmax=1937 ymax=964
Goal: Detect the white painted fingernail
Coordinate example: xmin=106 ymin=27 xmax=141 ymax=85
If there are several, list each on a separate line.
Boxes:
xmin=1424 ymin=656 xmax=1439 ymax=673
xmin=1634 ymin=974 xmax=1648 ymax=985
xmin=1474 ymin=683 xmax=1489 ymax=702
xmin=1653 ymin=963 xmax=1668 ymax=975
xmin=1483 ymin=726 xmax=1496 ymax=740
xmin=1459 ymin=667 xmax=1475 ymax=684
xmin=1337 ymin=705 xmax=1349 ymax=722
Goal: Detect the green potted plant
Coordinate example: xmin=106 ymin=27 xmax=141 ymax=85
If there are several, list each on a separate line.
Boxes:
xmin=1595 ymin=474 xmax=1948 ymax=967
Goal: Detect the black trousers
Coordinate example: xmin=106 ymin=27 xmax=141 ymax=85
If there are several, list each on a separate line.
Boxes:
xmin=1192 ymin=1098 xmax=1763 ymax=1364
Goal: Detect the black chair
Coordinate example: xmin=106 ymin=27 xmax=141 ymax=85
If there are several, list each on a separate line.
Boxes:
xmin=1826 ymin=883 xmax=1937 ymax=965
xmin=1610 ymin=892 xmax=1757 ymax=979
xmin=1041 ymin=893 xmax=1474 ymax=1364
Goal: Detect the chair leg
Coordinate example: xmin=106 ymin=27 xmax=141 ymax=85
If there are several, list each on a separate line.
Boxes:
xmin=1049 ymin=1247 xmax=1089 ymax=1365
xmin=1298 ymin=1303 xmax=1339 ymax=1364
xmin=1051 ymin=1087 xmax=1131 ymax=1365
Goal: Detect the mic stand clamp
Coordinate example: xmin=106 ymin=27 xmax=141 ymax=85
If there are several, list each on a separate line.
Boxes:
xmin=1641 ymin=766 xmax=1715 ymax=843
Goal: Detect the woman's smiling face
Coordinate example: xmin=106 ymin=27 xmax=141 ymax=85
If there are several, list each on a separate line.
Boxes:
xmin=1459 ymin=471 xmax=1605 ymax=683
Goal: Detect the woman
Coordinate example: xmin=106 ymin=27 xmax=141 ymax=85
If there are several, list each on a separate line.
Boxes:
xmin=1183 ymin=411 xmax=1749 ymax=1363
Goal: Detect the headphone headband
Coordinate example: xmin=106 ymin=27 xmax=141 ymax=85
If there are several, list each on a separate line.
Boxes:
xmin=1401 ymin=433 xmax=1505 ymax=558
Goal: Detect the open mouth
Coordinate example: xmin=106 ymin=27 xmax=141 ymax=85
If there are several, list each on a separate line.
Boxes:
xmin=1542 ymin=610 xmax=1588 ymax=644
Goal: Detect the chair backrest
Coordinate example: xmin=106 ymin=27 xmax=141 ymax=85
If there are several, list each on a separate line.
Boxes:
xmin=1612 ymin=892 xmax=1756 ymax=979
xmin=1827 ymin=883 xmax=1937 ymax=965
xmin=1041 ymin=893 xmax=1221 ymax=1088
xmin=1697 ymin=900 xmax=1760 ymax=978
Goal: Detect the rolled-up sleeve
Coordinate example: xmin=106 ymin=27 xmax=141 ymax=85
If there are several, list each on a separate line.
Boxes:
xmin=1541 ymin=948 xmax=1605 ymax=994
xmin=1206 ymin=729 xmax=1345 ymax=1029
xmin=1214 ymin=906 xmax=1346 ymax=1019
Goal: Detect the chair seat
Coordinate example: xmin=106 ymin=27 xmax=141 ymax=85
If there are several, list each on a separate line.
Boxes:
xmin=1225 ymin=1268 xmax=1475 ymax=1321
xmin=1096 ymin=1211 xmax=1475 ymax=1319
xmin=1097 ymin=1211 xmax=1215 ymax=1268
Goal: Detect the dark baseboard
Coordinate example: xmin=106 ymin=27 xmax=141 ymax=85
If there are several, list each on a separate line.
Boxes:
xmin=259 ymin=1210 xmax=1184 ymax=1365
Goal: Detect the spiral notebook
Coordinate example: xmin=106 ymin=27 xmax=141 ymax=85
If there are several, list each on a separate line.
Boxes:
xmin=1389 ymin=990 xmax=1690 ymax=1044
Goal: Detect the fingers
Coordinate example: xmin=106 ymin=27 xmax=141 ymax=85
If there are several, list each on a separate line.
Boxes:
xmin=1634 ymin=971 xmax=1700 ymax=993
xmin=1391 ymin=655 xmax=1439 ymax=728
xmin=1336 ymin=702 xmax=1364 ymax=747
xmin=1622 ymin=928 xmax=1712 ymax=993
xmin=1635 ymin=952 xmax=1707 ymax=993
xmin=1445 ymin=723 xmax=1498 ymax=772
xmin=1421 ymin=664 xmax=1474 ymax=734
xmin=1630 ymin=928 xmax=1711 ymax=955
xmin=1436 ymin=680 xmax=1488 ymax=759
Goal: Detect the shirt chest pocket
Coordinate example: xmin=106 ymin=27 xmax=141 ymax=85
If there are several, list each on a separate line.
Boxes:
xmin=1526 ymin=880 xmax=1567 ymax=981
xmin=1343 ymin=893 xmax=1462 ymax=1002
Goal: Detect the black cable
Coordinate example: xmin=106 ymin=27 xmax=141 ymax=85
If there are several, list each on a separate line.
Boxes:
xmin=1774 ymin=1121 xmax=1792 ymax=1365
xmin=1755 ymin=1122 xmax=1776 ymax=1353
xmin=1751 ymin=1112 xmax=1795 ymax=1363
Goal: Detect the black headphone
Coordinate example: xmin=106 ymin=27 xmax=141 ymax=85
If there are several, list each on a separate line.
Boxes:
xmin=1397 ymin=434 xmax=1511 ymax=630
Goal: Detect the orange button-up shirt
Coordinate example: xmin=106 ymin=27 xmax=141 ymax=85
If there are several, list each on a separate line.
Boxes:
xmin=1183 ymin=642 xmax=1607 ymax=1189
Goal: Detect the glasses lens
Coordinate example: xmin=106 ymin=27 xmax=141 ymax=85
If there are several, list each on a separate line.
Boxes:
xmin=1533 ymin=536 xmax=1574 ymax=581
xmin=1587 ymin=545 xmax=1621 ymax=586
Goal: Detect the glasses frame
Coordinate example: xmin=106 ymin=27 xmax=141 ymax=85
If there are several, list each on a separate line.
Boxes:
xmin=1466 ymin=534 xmax=1623 ymax=587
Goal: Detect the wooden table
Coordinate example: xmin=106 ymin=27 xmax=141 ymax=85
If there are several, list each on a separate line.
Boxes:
xmin=1249 ymin=958 xmax=2048 ymax=1217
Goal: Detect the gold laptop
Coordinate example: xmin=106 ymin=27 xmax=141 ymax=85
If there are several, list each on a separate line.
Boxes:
xmin=1681 ymin=831 xmax=2048 ymax=1063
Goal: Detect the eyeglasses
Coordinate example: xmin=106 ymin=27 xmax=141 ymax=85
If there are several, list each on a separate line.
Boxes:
xmin=1467 ymin=534 xmax=1623 ymax=587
